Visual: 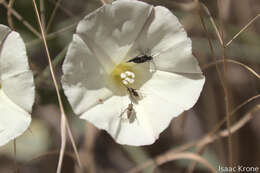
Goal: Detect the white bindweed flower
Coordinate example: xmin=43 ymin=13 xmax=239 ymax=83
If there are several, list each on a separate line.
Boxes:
xmin=62 ymin=0 xmax=205 ymax=146
xmin=0 ymin=25 xmax=35 ymax=146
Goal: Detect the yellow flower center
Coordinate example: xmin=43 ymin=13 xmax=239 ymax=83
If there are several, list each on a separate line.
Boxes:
xmin=111 ymin=63 xmax=136 ymax=87
xmin=107 ymin=61 xmax=153 ymax=96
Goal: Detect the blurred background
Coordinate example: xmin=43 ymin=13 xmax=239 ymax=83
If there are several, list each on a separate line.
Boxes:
xmin=0 ymin=0 xmax=259 ymax=172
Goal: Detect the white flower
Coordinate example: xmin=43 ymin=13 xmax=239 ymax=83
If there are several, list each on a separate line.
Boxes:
xmin=62 ymin=0 xmax=205 ymax=146
xmin=0 ymin=25 xmax=35 ymax=146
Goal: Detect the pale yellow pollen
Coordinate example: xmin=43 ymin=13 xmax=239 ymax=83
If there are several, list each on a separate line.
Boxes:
xmin=110 ymin=63 xmax=136 ymax=87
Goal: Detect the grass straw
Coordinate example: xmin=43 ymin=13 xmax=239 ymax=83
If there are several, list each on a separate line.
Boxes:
xmin=31 ymin=1 xmax=82 ymax=172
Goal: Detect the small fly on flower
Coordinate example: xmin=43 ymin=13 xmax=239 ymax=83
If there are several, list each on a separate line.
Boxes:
xmin=127 ymin=54 xmax=153 ymax=64
xmin=126 ymin=86 xmax=145 ymax=104
xmin=127 ymin=87 xmax=140 ymax=98
xmin=120 ymin=103 xmax=136 ymax=123
xmin=127 ymin=51 xmax=157 ymax=72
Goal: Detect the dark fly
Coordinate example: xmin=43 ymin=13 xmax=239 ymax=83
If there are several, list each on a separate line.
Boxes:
xmin=127 ymin=53 xmax=157 ymax=72
xmin=127 ymin=54 xmax=153 ymax=64
xmin=127 ymin=87 xmax=140 ymax=98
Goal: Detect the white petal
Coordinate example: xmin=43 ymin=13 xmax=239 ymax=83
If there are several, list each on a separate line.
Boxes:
xmin=1 ymin=71 xmax=35 ymax=113
xmin=0 ymin=90 xmax=31 ymax=146
xmin=137 ymin=70 xmax=205 ymax=136
xmin=62 ymin=34 xmax=113 ymax=115
xmin=0 ymin=24 xmax=10 ymax=44
xmin=154 ymin=44 xmax=202 ymax=74
xmin=76 ymin=0 xmax=152 ymax=68
xmin=80 ymin=95 xmax=156 ymax=146
xmin=0 ymin=30 xmax=31 ymax=79
xmin=132 ymin=6 xmax=201 ymax=73
xmin=0 ymin=26 xmax=34 ymax=146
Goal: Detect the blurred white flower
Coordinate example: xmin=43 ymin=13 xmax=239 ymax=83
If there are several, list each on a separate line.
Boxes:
xmin=0 ymin=25 xmax=35 ymax=146
xmin=62 ymin=0 xmax=205 ymax=146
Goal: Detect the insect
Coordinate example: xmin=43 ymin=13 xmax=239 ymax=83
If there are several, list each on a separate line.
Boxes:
xmin=127 ymin=53 xmax=157 ymax=72
xmin=120 ymin=103 xmax=136 ymax=123
xmin=127 ymin=87 xmax=140 ymax=98
xmin=127 ymin=54 xmax=153 ymax=64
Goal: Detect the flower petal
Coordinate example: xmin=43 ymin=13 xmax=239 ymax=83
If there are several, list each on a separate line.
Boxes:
xmin=132 ymin=6 xmax=201 ymax=73
xmin=137 ymin=70 xmax=205 ymax=135
xmin=62 ymin=34 xmax=113 ymax=114
xmin=80 ymin=95 xmax=156 ymax=146
xmin=0 ymin=29 xmax=31 ymax=79
xmin=0 ymin=24 xmax=10 ymax=44
xmin=1 ymin=71 xmax=35 ymax=113
xmin=76 ymin=0 xmax=152 ymax=69
xmin=0 ymin=90 xmax=31 ymax=146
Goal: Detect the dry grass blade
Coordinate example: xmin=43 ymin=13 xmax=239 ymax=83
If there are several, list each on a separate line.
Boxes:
xmin=32 ymin=1 xmax=67 ymax=172
xmin=7 ymin=0 xmax=15 ymax=30
xmin=154 ymin=152 xmax=217 ymax=173
xmin=197 ymin=0 xmax=225 ymax=94
xmin=56 ymin=113 xmax=67 ymax=173
xmin=187 ymin=105 xmax=260 ymax=173
xmin=66 ymin=125 xmax=82 ymax=168
xmin=200 ymin=2 xmax=224 ymax=46
xmin=202 ymin=58 xmax=260 ymax=79
xmin=226 ymin=13 xmax=260 ymax=47
xmin=127 ymin=94 xmax=260 ymax=173
xmin=217 ymin=0 xmax=232 ymax=167
xmin=2 ymin=1 xmax=41 ymax=38
xmin=35 ymin=45 xmax=68 ymax=84
xmin=47 ymin=0 xmax=75 ymax=17
xmin=201 ymin=104 xmax=260 ymax=146
xmin=199 ymin=0 xmax=233 ymax=167
xmin=217 ymin=106 xmax=258 ymax=137
xmin=32 ymin=1 xmax=81 ymax=172
xmin=40 ymin=0 xmax=46 ymax=32
xmin=46 ymin=0 xmax=62 ymax=32
xmin=26 ymin=22 xmax=77 ymax=47
xmin=13 ymin=139 xmax=18 ymax=173
xmin=186 ymin=144 xmax=206 ymax=173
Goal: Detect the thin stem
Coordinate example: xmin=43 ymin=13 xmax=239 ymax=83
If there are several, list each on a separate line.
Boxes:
xmin=200 ymin=3 xmax=224 ymax=46
xmin=186 ymin=105 xmax=260 ymax=173
xmin=2 ymin=1 xmax=41 ymax=38
xmin=35 ymin=45 xmax=68 ymax=84
xmin=154 ymin=152 xmax=217 ymax=173
xmin=40 ymin=0 xmax=46 ymax=32
xmin=226 ymin=13 xmax=260 ymax=47
xmin=13 ymin=139 xmax=18 ymax=173
xmin=26 ymin=22 xmax=77 ymax=47
xmin=127 ymin=95 xmax=260 ymax=173
xmin=32 ymin=1 xmax=82 ymax=172
xmin=46 ymin=0 xmax=62 ymax=32
xmin=202 ymin=58 xmax=260 ymax=79
xmin=217 ymin=0 xmax=232 ymax=166
xmin=47 ymin=0 xmax=75 ymax=17
xmin=197 ymin=1 xmax=225 ymax=95
xmin=7 ymin=0 xmax=15 ymax=30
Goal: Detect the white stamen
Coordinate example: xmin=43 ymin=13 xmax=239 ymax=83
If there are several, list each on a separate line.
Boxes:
xmin=130 ymin=73 xmax=135 ymax=78
xmin=120 ymin=73 xmax=126 ymax=79
xmin=120 ymin=71 xmax=136 ymax=86
xmin=125 ymin=71 xmax=131 ymax=75
xmin=122 ymin=80 xmax=128 ymax=85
